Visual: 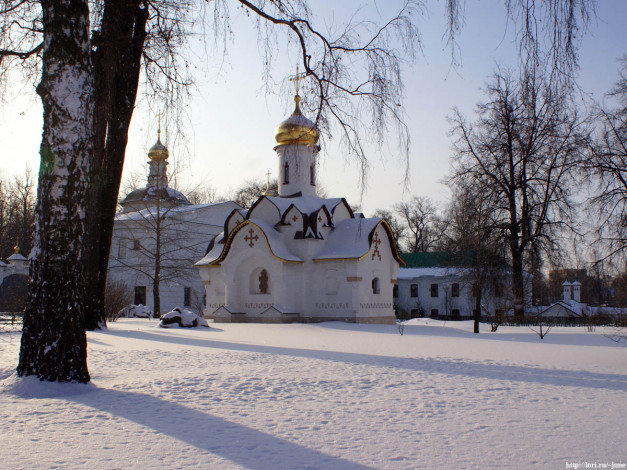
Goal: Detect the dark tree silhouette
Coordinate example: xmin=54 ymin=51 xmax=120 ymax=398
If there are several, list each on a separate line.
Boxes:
xmin=449 ymin=70 xmax=587 ymax=321
xmin=588 ymin=59 xmax=627 ymax=262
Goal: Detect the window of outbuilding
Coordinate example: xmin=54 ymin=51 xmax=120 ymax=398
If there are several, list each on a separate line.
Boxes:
xmin=410 ymin=284 xmax=418 ymax=298
xmin=184 ymin=287 xmax=192 ymax=307
xmin=134 ymin=286 xmax=146 ymax=306
xmin=452 ymin=283 xmax=459 ymax=297
xmin=430 ymin=284 xmax=439 ymax=297
xmin=283 ymin=163 xmax=290 ymax=184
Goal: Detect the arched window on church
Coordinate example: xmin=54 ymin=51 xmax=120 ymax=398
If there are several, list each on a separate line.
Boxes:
xmin=310 ymin=164 xmax=315 ymax=185
xmin=372 ymin=277 xmax=380 ymax=295
xmin=283 ymin=163 xmax=290 ymax=184
xmin=250 ymin=267 xmax=270 ymax=295
xmin=259 ymin=269 xmax=269 ymax=294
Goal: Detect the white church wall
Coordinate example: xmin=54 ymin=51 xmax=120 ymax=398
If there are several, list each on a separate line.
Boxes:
xmin=219 ymin=226 xmax=292 ymax=318
xmin=353 ymin=225 xmax=398 ymax=323
xmin=200 ymin=266 xmax=226 ymax=315
xmin=303 ymin=224 xmax=398 ymax=323
xmin=307 ymin=260 xmax=353 ymax=321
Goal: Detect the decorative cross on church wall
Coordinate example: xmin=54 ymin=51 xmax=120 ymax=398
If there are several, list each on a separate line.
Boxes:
xmin=244 ymin=228 xmax=259 ymax=248
xmin=371 ymin=232 xmax=382 ymax=261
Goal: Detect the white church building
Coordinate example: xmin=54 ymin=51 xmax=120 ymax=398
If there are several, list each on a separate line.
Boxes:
xmin=195 ymin=94 xmax=403 ymax=323
xmin=108 ymin=130 xmax=241 ymax=315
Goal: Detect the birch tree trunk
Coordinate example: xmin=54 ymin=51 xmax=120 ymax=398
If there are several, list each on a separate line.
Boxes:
xmin=17 ymin=0 xmax=93 ymax=383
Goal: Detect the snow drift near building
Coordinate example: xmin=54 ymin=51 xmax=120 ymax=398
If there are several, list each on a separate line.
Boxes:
xmin=160 ymin=307 xmax=209 ymax=328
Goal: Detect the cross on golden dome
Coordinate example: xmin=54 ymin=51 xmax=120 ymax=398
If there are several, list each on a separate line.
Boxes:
xmin=148 ymin=110 xmax=169 ymax=161
xmin=274 ymin=65 xmax=320 ymax=146
xmin=289 ymin=64 xmax=304 ymax=97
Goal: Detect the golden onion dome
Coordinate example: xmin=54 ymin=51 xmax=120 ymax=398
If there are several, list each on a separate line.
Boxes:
xmin=274 ymin=95 xmax=319 ymax=146
xmin=148 ymin=130 xmax=169 ymax=161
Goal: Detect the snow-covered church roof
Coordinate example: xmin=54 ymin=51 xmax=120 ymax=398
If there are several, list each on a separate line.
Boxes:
xmin=313 ymin=217 xmax=383 ymax=260
xmin=196 ymin=194 xmax=402 ymax=267
xmin=257 ymin=195 xmax=351 ymax=219
xmin=120 ymin=187 xmax=190 ymax=208
xmin=7 ymin=253 xmax=27 ymax=262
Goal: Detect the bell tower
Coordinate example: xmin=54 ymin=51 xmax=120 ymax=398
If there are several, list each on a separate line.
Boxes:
xmin=273 ymin=71 xmax=320 ymax=197
xmin=147 ymin=123 xmax=169 ymax=190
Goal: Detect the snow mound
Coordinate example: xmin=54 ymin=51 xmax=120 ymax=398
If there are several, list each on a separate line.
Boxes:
xmin=159 ymin=308 xmax=209 ymax=328
xmin=1 ymin=373 xmax=95 ymax=398
xmin=118 ymin=304 xmax=153 ymax=318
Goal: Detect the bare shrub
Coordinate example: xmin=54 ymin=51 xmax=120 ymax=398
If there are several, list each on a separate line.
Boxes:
xmin=105 ymin=280 xmax=132 ymax=322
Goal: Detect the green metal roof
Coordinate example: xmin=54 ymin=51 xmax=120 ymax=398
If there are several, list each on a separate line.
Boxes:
xmin=400 ymin=251 xmax=476 ymax=268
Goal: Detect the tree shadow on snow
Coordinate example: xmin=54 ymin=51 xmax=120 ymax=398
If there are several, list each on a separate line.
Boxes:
xmin=99 ymin=329 xmax=627 ymax=392
xmin=69 ymin=387 xmax=373 ymax=470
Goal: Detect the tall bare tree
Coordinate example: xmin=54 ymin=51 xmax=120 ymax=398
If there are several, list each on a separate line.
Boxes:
xmin=442 ymin=179 xmax=508 ymax=332
xmin=0 ymin=169 xmax=36 ymax=259
xmin=229 ymin=178 xmax=278 ymax=209
xmin=588 ymin=59 xmax=627 ymax=262
xmin=449 ymin=69 xmax=587 ymax=321
xmin=393 ymin=196 xmax=443 ymax=253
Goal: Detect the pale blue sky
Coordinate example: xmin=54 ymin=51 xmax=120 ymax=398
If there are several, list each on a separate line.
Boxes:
xmin=0 ymin=1 xmax=625 ymax=214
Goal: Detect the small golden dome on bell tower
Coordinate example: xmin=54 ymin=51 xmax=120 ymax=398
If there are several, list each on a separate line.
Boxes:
xmin=148 ymin=128 xmax=169 ymax=161
xmin=274 ymin=94 xmax=320 ymax=146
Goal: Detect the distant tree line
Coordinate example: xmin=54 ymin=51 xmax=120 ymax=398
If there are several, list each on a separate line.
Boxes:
xmin=371 ymin=61 xmax=627 ymax=313
xmin=0 ymin=169 xmax=35 ymax=260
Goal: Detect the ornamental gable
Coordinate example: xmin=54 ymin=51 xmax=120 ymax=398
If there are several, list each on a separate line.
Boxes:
xmin=225 ymin=209 xmax=245 ymax=238
xmin=247 ymin=197 xmax=281 ymax=224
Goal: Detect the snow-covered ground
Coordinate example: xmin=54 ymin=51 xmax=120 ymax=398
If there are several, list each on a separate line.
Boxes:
xmin=1 ymin=319 xmax=626 ymax=469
